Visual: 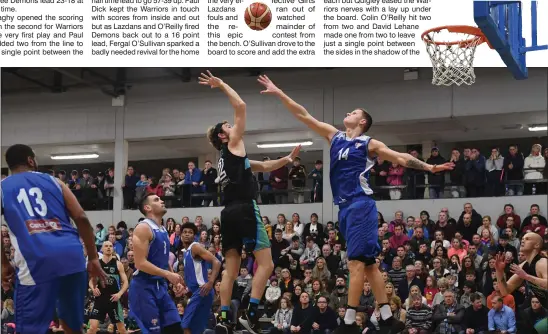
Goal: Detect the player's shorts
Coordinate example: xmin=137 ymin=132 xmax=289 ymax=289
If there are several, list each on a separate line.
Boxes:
xmin=128 ymin=278 xmax=180 ymax=334
xmin=90 ymin=298 xmax=124 ymax=323
xmin=14 ymin=270 xmax=87 ymax=334
xmin=220 ymin=199 xmax=270 ymax=255
xmin=181 ymin=290 xmax=214 ymax=334
xmin=338 ymin=195 xmax=380 ymax=263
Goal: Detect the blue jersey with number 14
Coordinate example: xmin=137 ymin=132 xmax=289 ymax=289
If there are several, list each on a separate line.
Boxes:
xmin=330 ymin=131 xmax=376 ymax=205
xmin=1 ymin=172 xmax=85 ymax=285
xmin=132 ymin=219 xmax=170 ymax=282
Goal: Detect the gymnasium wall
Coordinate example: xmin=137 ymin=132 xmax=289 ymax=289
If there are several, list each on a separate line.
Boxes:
xmin=83 ymin=194 xmax=548 ymax=229
xmin=2 ymin=68 xmax=547 ymax=147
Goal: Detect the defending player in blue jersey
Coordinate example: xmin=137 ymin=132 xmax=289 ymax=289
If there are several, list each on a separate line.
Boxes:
xmin=180 ymin=223 xmax=221 ymax=334
xmin=258 ymin=76 xmax=454 ymax=334
xmin=0 ymin=144 xmax=107 ymax=334
xmin=129 ymin=193 xmax=185 ymax=334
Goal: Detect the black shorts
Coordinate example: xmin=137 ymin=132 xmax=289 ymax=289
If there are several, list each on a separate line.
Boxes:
xmin=220 ymin=200 xmax=270 ymax=255
xmin=89 ymin=298 xmax=123 ymax=323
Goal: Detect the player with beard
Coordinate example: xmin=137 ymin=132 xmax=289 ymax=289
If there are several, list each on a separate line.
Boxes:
xmin=1 ymin=144 xmax=107 ymax=334
xmin=495 ymin=232 xmax=547 ymax=333
xmin=202 ymin=70 xmax=301 ymax=334
xmin=129 ymin=193 xmax=184 ymax=334
xmin=88 ymin=241 xmax=129 ymax=334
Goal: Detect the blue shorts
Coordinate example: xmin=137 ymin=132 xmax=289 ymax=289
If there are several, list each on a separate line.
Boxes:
xmin=181 ymin=290 xmax=214 ymax=334
xmin=128 ymin=279 xmax=180 ymax=334
xmin=338 ymin=196 xmax=380 ymax=263
xmin=14 ymin=271 xmax=87 ymax=334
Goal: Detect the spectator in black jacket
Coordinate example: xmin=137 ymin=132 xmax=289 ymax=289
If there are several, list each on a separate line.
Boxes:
xmin=426 ymin=147 xmax=447 ymax=199
xmin=449 ymin=148 xmax=466 ymax=198
xmin=308 ymin=160 xmax=323 ymax=203
xmin=520 ymin=296 xmax=548 ymax=334
xmin=503 ymin=144 xmax=525 ymax=196
xmin=200 ymin=160 xmax=218 ymax=207
xmin=372 ymin=157 xmax=390 ymax=200
xmin=123 ymin=166 xmax=139 ymax=209
xmin=457 ymin=203 xmax=483 ymax=231
xmin=463 ymin=293 xmax=489 ymax=334
xmin=464 ymin=148 xmax=486 ymax=197
xmin=398 ymin=265 xmax=425 ymax=302
xmin=302 ymin=213 xmax=325 ymax=247
xmin=356 ymin=281 xmax=375 ymax=315
xmin=406 ymin=149 xmax=426 ymax=199
xmin=311 ymin=296 xmax=338 ymax=334
xmin=291 ymin=292 xmax=315 ymax=333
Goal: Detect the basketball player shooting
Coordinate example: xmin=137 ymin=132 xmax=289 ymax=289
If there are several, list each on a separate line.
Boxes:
xmin=257 ymin=75 xmax=454 ymax=334
xmin=201 ymin=70 xmax=301 ymax=334
xmin=495 ymin=232 xmax=548 ymax=332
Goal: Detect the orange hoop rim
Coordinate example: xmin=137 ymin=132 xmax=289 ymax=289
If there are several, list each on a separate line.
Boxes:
xmin=421 ymin=25 xmax=487 ymax=47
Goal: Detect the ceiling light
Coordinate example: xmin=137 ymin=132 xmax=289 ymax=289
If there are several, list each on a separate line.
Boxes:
xmin=528 ymin=125 xmax=547 ymax=132
xmin=257 ymin=141 xmax=313 ymax=149
xmin=51 ymin=153 xmax=99 ymax=160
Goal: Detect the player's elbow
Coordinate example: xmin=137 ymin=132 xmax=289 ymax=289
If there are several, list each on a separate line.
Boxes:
xmin=235 ymin=101 xmax=246 ymax=112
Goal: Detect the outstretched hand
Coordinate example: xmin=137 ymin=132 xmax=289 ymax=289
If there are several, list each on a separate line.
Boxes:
xmin=257 ymin=75 xmax=281 ymax=95
xmin=494 ymin=253 xmax=507 ymax=272
xmin=199 ymin=70 xmax=223 ymax=89
xmin=432 ymin=162 xmax=455 ymax=173
xmin=286 ymin=145 xmax=302 ymax=163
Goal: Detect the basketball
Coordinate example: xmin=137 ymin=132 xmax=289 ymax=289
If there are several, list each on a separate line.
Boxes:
xmin=244 ymin=2 xmax=272 ymax=31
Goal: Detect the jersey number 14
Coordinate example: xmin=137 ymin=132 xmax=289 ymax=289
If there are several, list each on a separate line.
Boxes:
xmin=17 ymin=187 xmax=48 ymax=217
xmin=338 ymin=148 xmax=349 ymax=161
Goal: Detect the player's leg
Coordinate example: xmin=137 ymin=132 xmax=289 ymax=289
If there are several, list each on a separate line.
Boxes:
xmin=181 ymin=294 xmax=201 ymax=332
xmin=128 ymin=281 xmax=162 ymax=334
xmin=188 ymin=293 xmax=214 ymax=334
xmin=57 ymin=271 xmax=88 ymax=334
xmin=13 ymin=279 xmax=57 ymax=334
xmin=217 ymin=205 xmax=243 ymax=332
xmin=158 ymin=282 xmax=183 ymax=333
xmin=240 ymin=200 xmax=274 ymax=334
xmin=87 ymin=303 xmax=106 ymax=334
xmin=106 ymin=302 xmax=127 ymax=334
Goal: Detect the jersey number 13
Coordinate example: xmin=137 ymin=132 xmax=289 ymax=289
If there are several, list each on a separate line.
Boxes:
xmin=17 ymin=187 xmax=48 ymax=217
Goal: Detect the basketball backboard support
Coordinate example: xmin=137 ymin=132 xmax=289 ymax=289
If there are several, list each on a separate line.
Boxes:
xmin=474 ymin=1 xmax=548 ymax=80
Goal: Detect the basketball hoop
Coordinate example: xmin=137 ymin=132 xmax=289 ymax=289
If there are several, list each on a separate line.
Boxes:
xmin=422 ymin=25 xmax=487 ymax=86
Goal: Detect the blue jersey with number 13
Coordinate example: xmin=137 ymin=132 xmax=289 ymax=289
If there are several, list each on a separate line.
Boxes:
xmin=1 ymin=172 xmax=85 ymax=285
xmin=329 ymin=131 xmax=376 ymax=205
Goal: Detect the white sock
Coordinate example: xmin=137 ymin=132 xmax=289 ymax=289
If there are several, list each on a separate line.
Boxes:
xmin=344 ymin=308 xmax=357 ymax=325
xmin=380 ymin=304 xmax=392 ymax=320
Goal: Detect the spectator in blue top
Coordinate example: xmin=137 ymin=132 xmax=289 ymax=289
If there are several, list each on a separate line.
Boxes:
xmin=488 ymin=296 xmax=516 ymax=334
xmin=108 ymin=233 xmax=124 ymax=258
xmin=465 ymin=148 xmax=486 ymax=198
xmin=184 ymin=161 xmax=203 ymax=207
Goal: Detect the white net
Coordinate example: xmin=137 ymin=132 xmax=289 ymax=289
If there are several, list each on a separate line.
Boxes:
xmin=423 ymin=28 xmax=485 ymax=86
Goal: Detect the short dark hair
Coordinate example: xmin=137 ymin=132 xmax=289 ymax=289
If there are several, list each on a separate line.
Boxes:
xmin=469 ymin=292 xmax=481 ymax=302
xmin=357 ymin=108 xmax=373 ymax=133
xmin=5 ymin=144 xmax=35 ymax=170
xmin=181 ymin=222 xmax=198 ymax=235
xmin=138 ymin=193 xmax=157 ymax=215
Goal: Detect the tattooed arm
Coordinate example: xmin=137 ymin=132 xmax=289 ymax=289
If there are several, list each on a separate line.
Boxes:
xmin=369 ymin=139 xmax=437 ymax=172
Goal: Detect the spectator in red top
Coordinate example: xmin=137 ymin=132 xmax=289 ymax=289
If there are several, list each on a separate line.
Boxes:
xmin=387 ymin=162 xmax=405 ymax=200
xmin=146 ymin=177 xmax=164 ymax=197
xmin=522 ymin=214 xmax=546 ymax=237
xmin=389 ymin=224 xmax=409 ymax=249
xmin=270 ymin=159 xmax=289 ymax=204
xmin=496 ymin=204 xmax=521 ymax=230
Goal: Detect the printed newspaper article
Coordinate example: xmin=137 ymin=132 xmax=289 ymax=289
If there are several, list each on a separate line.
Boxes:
xmin=0 ymin=0 xmax=545 ymax=66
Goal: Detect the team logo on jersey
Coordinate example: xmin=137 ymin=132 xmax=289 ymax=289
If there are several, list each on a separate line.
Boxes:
xmin=109 ymin=267 xmax=115 ymax=274
xmin=25 ymin=218 xmax=61 ymax=234
xmin=151 ymin=319 xmax=158 ymax=326
xmin=355 ymin=142 xmax=363 ymax=149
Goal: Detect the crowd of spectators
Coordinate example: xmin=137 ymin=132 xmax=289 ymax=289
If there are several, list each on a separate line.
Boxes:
xmin=4 ymin=143 xmax=544 ymax=211
xmin=2 ymin=200 xmax=547 ymax=334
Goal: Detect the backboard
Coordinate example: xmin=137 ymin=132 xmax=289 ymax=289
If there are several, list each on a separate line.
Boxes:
xmin=474 ymin=1 xmax=547 ymax=80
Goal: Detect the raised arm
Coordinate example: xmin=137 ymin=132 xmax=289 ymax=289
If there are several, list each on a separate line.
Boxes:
xmin=258 ymin=75 xmax=338 ymax=141
xmin=200 ymin=71 xmax=246 ymax=141
xmin=250 ymin=145 xmax=301 ymax=172
xmin=369 ymin=139 xmax=454 ymax=173
xmin=494 ymin=253 xmax=523 ymax=296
